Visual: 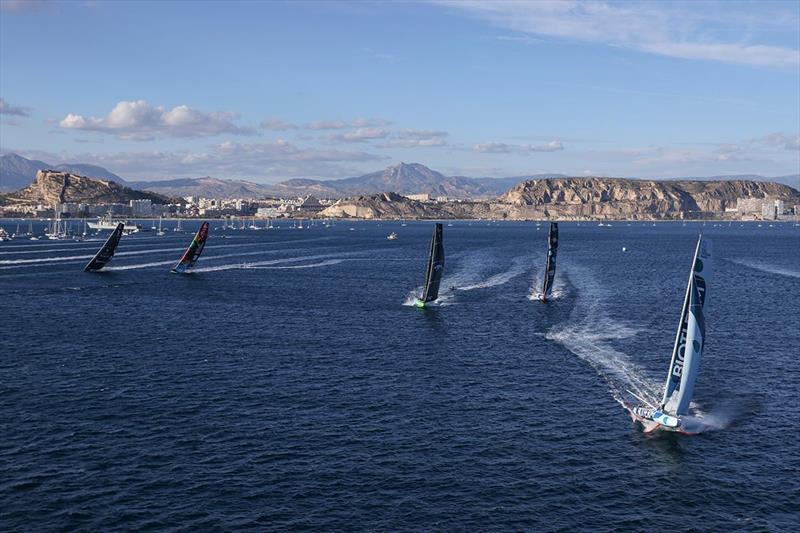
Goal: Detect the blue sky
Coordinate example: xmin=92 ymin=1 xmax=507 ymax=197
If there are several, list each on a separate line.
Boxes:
xmin=1 ymin=0 xmax=798 ymax=182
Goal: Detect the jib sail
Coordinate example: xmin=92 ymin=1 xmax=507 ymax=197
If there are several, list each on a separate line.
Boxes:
xmin=172 ymin=222 xmax=209 ymax=273
xmin=84 ymin=223 xmax=124 ymax=272
xmin=420 ymin=223 xmax=445 ymax=303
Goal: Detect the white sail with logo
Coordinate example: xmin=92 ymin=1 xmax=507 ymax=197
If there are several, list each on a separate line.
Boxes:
xmin=660 ymin=236 xmax=712 ymax=416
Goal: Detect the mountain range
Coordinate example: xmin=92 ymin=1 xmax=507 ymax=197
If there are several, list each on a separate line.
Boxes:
xmin=2 ymin=153 xmax=798 ymax=199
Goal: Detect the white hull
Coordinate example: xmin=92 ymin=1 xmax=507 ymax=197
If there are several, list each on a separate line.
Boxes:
xmin=88 ymin=221 xmax=140 ymax=233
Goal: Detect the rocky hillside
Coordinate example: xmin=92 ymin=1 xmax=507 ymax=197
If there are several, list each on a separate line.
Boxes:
xmin=0 ymin=153 xmax=127 ymax=191
xmin=496 ymin=177 xmax=799 ymax=219
xmin=136 ymin=177 xmax=274 ymax=198
xmin=318 ymin=178 xmax=798 ymax=220
xmin=3 ymin=170 xmax=171 ymax=207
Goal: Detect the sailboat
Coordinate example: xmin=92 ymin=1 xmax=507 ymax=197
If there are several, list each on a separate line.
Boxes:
xmin=627 ymin=236 xmax=712 ymax=433
xmin=84 ymin=223 xmax=124 ymax=272
xmin=539 ymin=222 xmax=558 ymax=301
xmin=171 ymin=222 xmax=209 ymax=274
xmin=413 ymin=223 xmax=445 ymax=308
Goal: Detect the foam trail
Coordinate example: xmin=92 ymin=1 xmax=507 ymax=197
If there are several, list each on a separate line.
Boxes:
xmin=104 ymin=247 xmax=320 ymax=271
xmin=190 ymin=253 xmax=348 ymax=273
xmin=457 ymin=255 xmax=530 ymax=291
xmin=0 ymin=239 xmax=334 ymax=269
xmin=545 ymin=263 xmax=661 ymax=408
xmin=728 ymin=259 xmax=800 ymax=279
xmin=248 ymin=259 xmax=346 ymax=270
xmin=529 ymin=266 xmax=567 ymax=301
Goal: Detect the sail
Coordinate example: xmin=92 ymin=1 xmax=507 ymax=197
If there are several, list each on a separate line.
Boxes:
xmin=541 ymin=222 xmax=559 ymax=298
xmin=172 ymin=222 xmax=209 ymax=273
xmin=420 ymin=223 xmax=445 ymax=302
xmin=661 ymin=237 xmax=712 ymax=413
xmin=673 ymin=280 xmax=706 ymax=415
xmin=83 ymin=223 xmax=124 ymax=272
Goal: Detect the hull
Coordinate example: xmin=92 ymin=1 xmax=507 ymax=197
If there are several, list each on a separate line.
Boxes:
xmin=625 ymin=405 xmax=689 ymax=434
xmin=88 ymin=221 xmax=140 ymax=233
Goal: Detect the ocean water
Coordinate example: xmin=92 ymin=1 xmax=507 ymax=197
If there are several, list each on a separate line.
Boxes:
xmin=1 ymin=219 xmax=798 ymax=531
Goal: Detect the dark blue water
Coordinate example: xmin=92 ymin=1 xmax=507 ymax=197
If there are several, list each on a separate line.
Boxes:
xmin=1 ymin=220 xmax=798 ymax=531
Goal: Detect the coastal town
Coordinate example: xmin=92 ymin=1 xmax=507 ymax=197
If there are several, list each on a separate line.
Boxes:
xmin=0 ymin=167 xmax=798 ymax=224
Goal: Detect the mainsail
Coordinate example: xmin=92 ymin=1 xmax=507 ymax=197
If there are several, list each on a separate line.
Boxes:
xmin=419 ymin=223 xmax=445 ymax=303
xmin=541 ymin=222 xmax=559 ymax=299
xmin=172 ymin=222 xmax=209 ymax=273
xmin=83 ymin=223 xmax=124 ymax=272
xmin=660 ymin=236 xmax=712 ymax=415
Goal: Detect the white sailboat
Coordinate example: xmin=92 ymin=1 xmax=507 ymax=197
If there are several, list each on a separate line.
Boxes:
xmin=627 ymin=236 xmax=712 ymax=433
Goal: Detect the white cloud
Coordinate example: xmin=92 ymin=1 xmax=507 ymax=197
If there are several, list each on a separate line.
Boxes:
xmin=0 ymin=97 xmax=30 ymax=116
xmin=473 ymin=141 xmax=564 ymax=154
xmin=260 ymin=119 xmax=299 ymax=131
xmin=761 ymin=132 xmax=800 ymax=151
xmin=59 ymin=100 xmax=255 ymax=140
xmin=440 ymin=1 xmax=800 ymax=68
xmin=327 ymin=127 xmax=391 ymax=143
xmin=381 ymin=129 xmax=449 ymax=147
xmin=306 ymin=118 xmax=392 ymax=130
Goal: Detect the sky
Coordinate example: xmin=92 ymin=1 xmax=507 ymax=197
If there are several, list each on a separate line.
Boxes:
xmin=1 ymin=0 xmax=799 ymax=183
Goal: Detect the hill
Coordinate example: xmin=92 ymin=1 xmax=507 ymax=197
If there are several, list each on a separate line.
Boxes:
xmin=320 ymin=177 xmax=799 ymax=220
xmin=135 ymin=177 xmax=274 ymax=198
xmin=0 ymin=153 xmax=127 ymax=191
xmin=3 ymin=170 xmax=171 ymax=208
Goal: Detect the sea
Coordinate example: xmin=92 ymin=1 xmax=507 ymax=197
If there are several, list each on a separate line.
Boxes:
xmin=1 ymin=219 xmax=798 ymax=531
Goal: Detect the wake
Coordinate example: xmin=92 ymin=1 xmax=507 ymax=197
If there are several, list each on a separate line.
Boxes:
xmin=545 ymin=264 xmax=661 ymax=408
xmin=728 ymin=259 xmax=800 ymax=279
xmin=402 ymin=252 xmax=531 ymax=306
xmin=456 ymin=255 xmax=531 ymax=291
xmin=528 ymin=266 xmax=567 ymax=301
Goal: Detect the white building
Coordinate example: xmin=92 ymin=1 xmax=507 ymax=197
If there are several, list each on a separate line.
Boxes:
xmin=256 ymin=207 xmax=280 ymax=218
xmin=130 ymin=199 xmax=153 ymax=216
xmin=762 ymin=201 xmax=777 ymax=220
xmin=405 ymin=193 xmax=431 ymax=202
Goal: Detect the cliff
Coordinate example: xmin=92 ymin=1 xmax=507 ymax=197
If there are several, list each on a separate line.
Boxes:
xmin=318 ymin=178 xmax=799 ymax=220
xmin=496 ymin=178 xmax=799 ymax=219
xmin=3 ymin=170 xmax=171 ymax=207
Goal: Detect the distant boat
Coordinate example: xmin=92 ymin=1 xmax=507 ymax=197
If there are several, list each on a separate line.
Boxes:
xmin=539 ymin=222 xmax=558 ymax=302
xmin=171 ymin=222 xmax=209 ymax=274
xmin=627 ymin=235 xmax=712 ymax=433
xmin=413 ymin=223 xmax=445 ymax=309
xmin=88 ymin=215 xmax=140 ymax=233
xmin=387 ymin=232 xmax=398 ymax=240
xmin=84 ymin=223 xmax=124 ymax=272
